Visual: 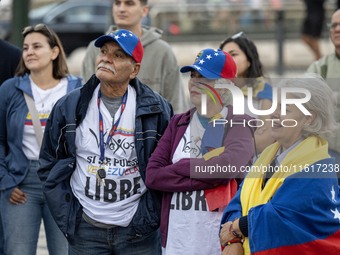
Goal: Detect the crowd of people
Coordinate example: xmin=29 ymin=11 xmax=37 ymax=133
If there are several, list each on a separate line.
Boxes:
xmin=0 ymin=0 xmax=340 ymax=255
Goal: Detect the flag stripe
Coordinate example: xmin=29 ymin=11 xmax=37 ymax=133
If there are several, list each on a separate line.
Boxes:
xmin=253 ymin=229 xmax=340 ymax=255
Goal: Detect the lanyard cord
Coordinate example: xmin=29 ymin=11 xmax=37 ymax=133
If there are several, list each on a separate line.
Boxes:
xmin=97 ymin=89 xmax=128 ymax=163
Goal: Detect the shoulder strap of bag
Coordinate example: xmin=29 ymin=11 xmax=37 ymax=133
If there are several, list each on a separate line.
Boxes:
xmin=23 ymin=93 xmax=43 ymax=147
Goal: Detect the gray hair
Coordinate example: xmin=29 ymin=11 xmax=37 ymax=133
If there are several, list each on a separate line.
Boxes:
xmin=276 ymin=73 xmax=338 ymax=138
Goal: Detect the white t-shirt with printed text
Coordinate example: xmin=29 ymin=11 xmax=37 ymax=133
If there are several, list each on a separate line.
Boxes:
xmin=70 ymin=85 xmax=146 ymax=226
xmin=163 ymin=108 xmax=228 ymax=255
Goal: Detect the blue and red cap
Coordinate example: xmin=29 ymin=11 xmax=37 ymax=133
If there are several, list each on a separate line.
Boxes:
xmin=180 ymin=48 xmax=237 ymax=79
xmin=94 ymin=29 xmax=144 ymax=63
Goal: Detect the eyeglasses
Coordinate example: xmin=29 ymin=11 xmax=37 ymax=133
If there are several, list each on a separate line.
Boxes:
xmin=22 ymin=23 xmax=53 ymax=36
xmin=328 ymin=22 xmax=340 ymax=30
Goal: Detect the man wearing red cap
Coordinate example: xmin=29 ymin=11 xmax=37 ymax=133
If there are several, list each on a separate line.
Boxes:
xmin=145 ymin=48 xmax=255 ymax=254
xmin=81 ymin=0 xmax=188 ymax=114
xmin=38 ymin=29 xmax=173 ymax=255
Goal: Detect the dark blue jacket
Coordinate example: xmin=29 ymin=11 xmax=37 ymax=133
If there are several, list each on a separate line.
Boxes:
xmin=38 ymin=75 xmax=173 ymax=242
xmin=0 ymin=74 xmax=82 ymax=192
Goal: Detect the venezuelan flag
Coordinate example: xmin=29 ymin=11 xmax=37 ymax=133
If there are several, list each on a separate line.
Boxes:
xmin=222 ymin=158 xmax=340 ymax=255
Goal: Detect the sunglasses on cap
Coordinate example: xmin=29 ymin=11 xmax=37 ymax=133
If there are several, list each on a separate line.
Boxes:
xmin=231 ymin=31 xmax=247 ymax=39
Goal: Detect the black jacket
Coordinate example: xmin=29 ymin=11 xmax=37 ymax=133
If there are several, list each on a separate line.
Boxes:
xmin=38 ymin=75 xmax=173 ymax=242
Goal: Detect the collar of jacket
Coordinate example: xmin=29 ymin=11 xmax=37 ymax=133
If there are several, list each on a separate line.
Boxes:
xmin=15 ymin=74 xmax=32 ymax=96
xmin=77 ymin=75 xmax=163 ymax=121
xmin=15 ymin=73 xmax=81 ymax=96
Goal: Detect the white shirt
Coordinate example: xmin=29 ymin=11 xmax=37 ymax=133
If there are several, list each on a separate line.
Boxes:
xmin=23 ymin=77 xmax=67 ymax=160
xmin=164 ymin=108 xmax=228 ymax=255
xmin=71 ymin=85 xmax=146 ymax=226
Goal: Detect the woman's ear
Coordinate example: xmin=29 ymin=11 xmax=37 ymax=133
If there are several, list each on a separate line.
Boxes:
xmin=216 ymin=88 xmax=229 ymax=96
xmin=304 ymin=111 xmax=315 ymax=126
xmin=217 ymin=88 xmax=232 ymax=105
xmin=51 ymin=46 xmax=60 ymax=61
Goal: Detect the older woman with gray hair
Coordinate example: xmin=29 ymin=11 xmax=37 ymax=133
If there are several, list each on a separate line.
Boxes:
xmin=220 ymin=73 xmax=340 ymax=255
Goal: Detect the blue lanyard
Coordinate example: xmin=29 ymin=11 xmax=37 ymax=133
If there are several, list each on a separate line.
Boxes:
xmin=97 ymin=89 xmax=127 ymax=163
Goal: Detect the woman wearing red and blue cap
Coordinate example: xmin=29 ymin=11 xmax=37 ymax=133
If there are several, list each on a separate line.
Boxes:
xmin=146 ymin=48 xmax=255 ymax=254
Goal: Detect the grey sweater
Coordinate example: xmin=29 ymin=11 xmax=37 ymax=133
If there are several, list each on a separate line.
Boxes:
xmin=307 ymin=52 xmax=340 ymax=154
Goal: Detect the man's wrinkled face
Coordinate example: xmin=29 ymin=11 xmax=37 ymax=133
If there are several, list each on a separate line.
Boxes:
xmin=95 ymin=41 xmax=138 ymax=85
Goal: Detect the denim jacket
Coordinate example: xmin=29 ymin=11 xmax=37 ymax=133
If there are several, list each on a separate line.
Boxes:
xmin=0 ymin=74 xmax=82 ymax=192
